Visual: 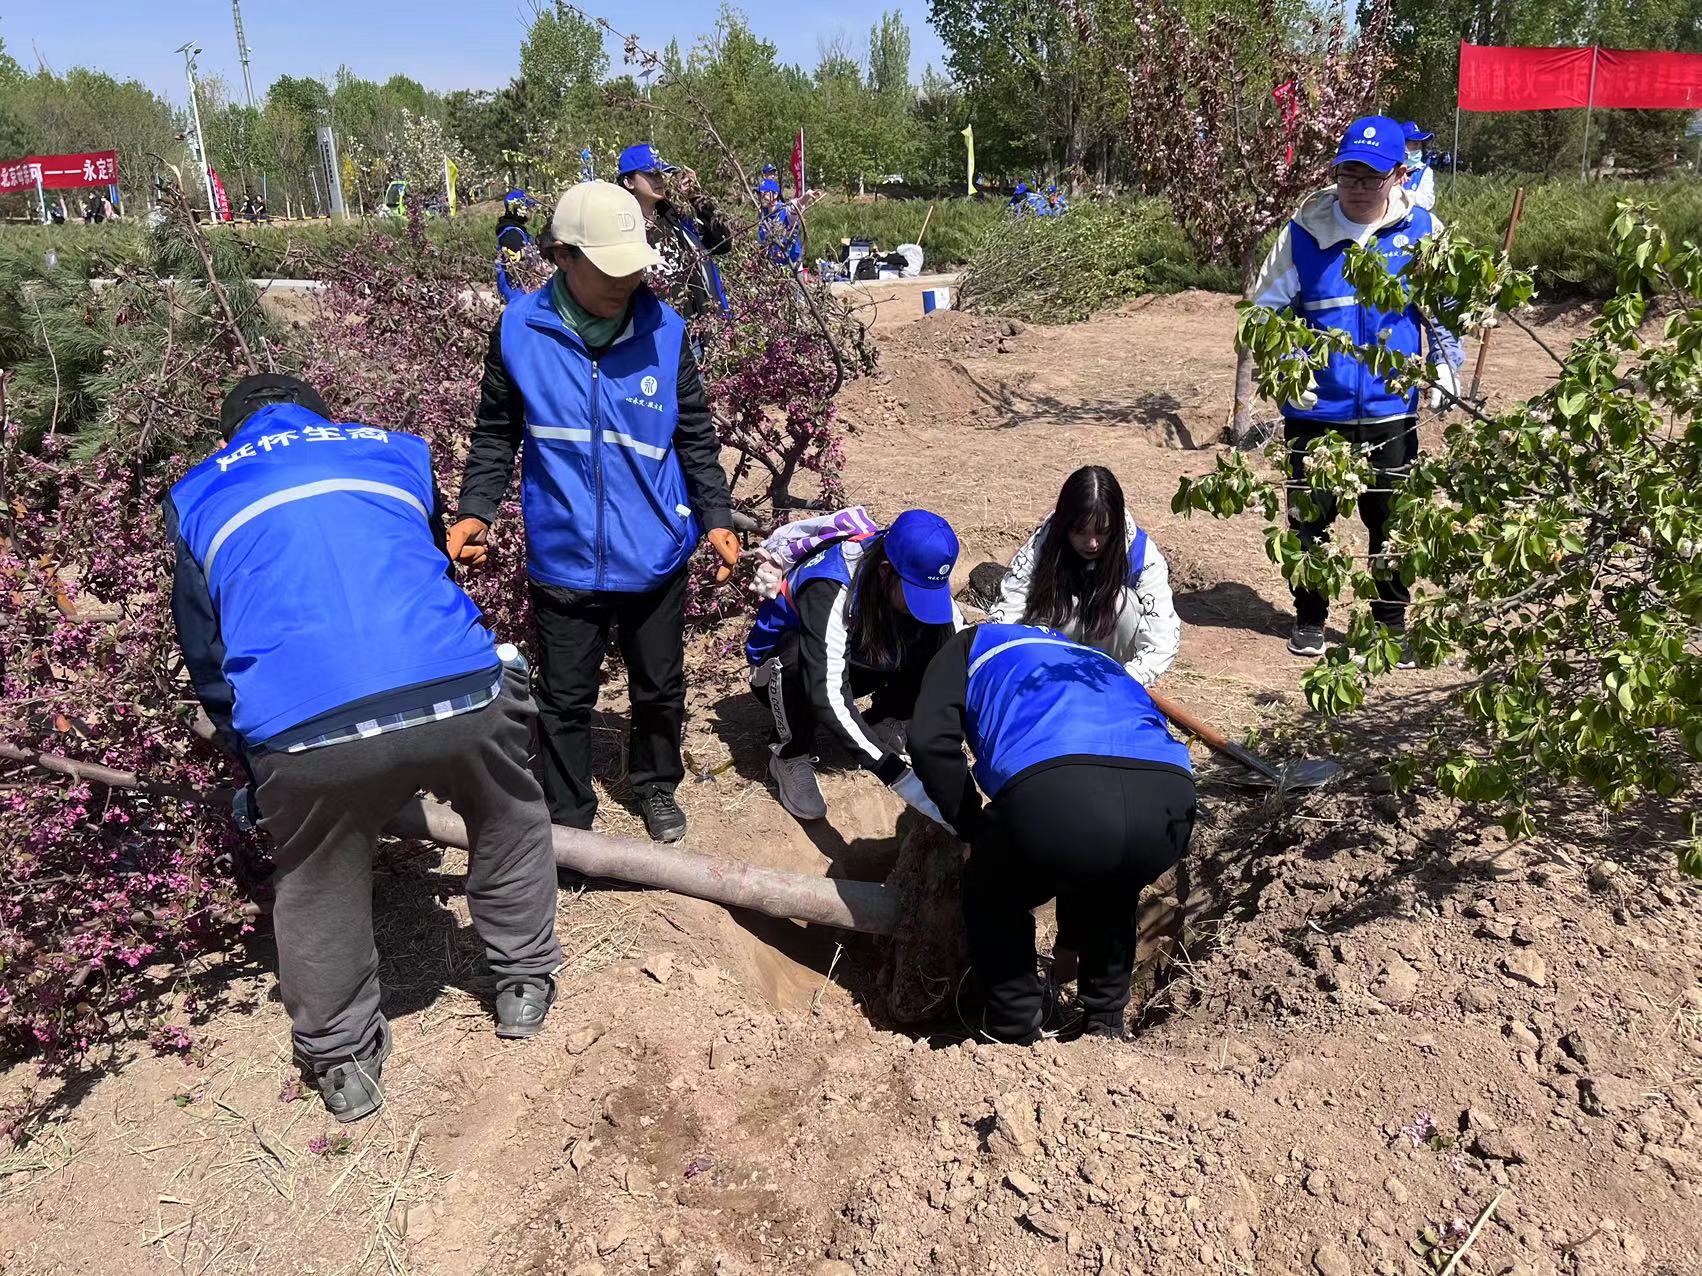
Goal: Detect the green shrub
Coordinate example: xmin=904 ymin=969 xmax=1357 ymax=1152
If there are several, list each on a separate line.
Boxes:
xmin=956 ymin=198 xmax=1235 ymax=324
xmin=1438 ymin=175 xmax=1702 ymax=297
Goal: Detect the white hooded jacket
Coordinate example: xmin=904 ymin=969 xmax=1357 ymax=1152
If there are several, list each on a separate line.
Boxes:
xmin=988 ymin=518 xmax=1181 ymax=686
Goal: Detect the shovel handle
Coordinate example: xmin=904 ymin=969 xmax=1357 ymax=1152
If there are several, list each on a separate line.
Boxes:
xmin=1145 ymin=685 xmax=1283 ymax=783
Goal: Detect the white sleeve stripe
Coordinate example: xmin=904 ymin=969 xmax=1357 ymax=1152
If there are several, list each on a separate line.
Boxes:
xmin=823 ymin=584 xmax=887 ymax=764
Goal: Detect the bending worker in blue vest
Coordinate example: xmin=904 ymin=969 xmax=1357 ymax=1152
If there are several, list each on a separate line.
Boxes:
xmin=744 ymin=509 xmax=962 ymax=826
xmin=909 ymin=624 xmax=1197 ymax=1044
xmin=1249 ymin=114 xmax=1461 ymax=662
xmin=448 ymin=182 xmax=740 ymax=844
xmin=166 ymin=375 xmax=564 ymax=1123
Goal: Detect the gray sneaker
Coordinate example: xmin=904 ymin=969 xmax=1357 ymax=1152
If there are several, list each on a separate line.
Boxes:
xmin=768 ymin=746 xmax=827 ymax=821
xmin=1287 ymin=624 xmax=1327 ymax=657
xmin=313 ymin=1019 xmax=391 ymax=1124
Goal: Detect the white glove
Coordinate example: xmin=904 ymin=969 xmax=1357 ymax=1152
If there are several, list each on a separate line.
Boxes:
xmin=1286 ymin=386 xmax=1319 ymax=412
xmin=749 ymin=552 xmax=785 ymax=601
xmin=1428 ymin=361 xmax=1459 ymax=411
xmin=891 ymin=768 xmax=955 ymax=834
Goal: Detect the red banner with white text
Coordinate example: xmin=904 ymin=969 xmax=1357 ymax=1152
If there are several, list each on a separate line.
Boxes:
xmin=1595 ymin=48 xmax=1702 ymax=108
xmin=1458 ymin=43 xmax=1593 ymax=111
xmin=1461 ymin=42 xmax=1702 ymax=111
xmin=0 ymin=150 xmax=118 ymax=193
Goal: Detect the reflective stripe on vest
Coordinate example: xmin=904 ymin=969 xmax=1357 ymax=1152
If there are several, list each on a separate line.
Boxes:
xmin=205 ymin=478 xmax=427 ymax=574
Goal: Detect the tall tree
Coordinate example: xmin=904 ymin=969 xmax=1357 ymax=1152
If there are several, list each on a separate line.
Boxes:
xmin=519 ymin=1 xmax=609 ymax=106
xmin=869 ymin=10 xmax=913 ymax=97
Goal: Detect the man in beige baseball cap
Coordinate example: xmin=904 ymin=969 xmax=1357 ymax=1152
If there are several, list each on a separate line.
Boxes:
xmin=448 ymin=179 xmax=740 ymax=845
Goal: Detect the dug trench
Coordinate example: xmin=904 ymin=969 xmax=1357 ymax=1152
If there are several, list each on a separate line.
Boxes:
xmin=3 ymin=294 xmax=1701 ymax=1276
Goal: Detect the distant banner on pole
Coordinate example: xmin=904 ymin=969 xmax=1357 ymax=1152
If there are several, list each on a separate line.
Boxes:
xmin=961 ymin=124 xmax=975 ymax=196
xmin=791 ymin=128 xmax=805 ymax=198
xmin=1595 ymin=48 xmax=1702 ymax=108
xmin=444 ymin=156 xmax=458 ymax=216
xmin=1271 ymin=80 xmax=1300 ymax=166
xmin=0 ymin=149 xmax=118 ymax=193
xmin=1458 ymin=42 xmax=1593 ymax=111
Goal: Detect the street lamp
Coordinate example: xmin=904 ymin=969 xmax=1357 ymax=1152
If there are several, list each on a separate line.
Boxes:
xmin=176 ymin=42 xmax=221 ymax=222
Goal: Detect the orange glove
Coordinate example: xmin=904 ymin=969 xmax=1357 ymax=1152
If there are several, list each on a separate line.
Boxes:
xmin=446 ymin=517 xmax=490 ymax=568
xmin=706 ymin=527 xmax=741 ymax=585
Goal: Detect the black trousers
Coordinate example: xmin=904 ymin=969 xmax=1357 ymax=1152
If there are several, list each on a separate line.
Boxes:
xmin=530 ymin=570 xmax=688 ymax=828
xmin=754 ymin=629 xmax=922 ymax=760
xmin=965 ymin=762 xmax=1196 ymax=1043
xmin=1285 ymin=416 xmax=1418 ymax=628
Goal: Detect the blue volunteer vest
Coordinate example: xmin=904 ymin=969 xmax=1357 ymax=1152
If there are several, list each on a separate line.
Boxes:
xmin=965 ymin=624 xmax=1192 ymax=798
xmin=169 ymin=405 xmax=497 ymax=748
xmin=744 ymin=539 xmax=862 ymax=666
xmin=1288 ymin=204 xmax=1436 ymax=425
xmin=500 ymin=285 xmax=699 ymax=592
xmin=1402 ymin=162 xmax=1429 ymax=194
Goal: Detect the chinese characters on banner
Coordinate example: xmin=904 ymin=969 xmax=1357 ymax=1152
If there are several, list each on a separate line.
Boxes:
xmin=0 ymin=150 xmax=118 ymax=193
xmin=208 ymin=166 xmax=232 ymax=222
xmin=1459 ymin=42 xmax=1702 ymax=111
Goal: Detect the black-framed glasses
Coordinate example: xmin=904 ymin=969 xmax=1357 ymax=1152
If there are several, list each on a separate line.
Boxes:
xmin=1335 ymin=169 xmax=1394 ymax=191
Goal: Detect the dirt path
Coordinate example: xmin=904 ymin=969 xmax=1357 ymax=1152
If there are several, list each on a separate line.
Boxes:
xmin=4 ymin=295 xmax=1698 ymax=1276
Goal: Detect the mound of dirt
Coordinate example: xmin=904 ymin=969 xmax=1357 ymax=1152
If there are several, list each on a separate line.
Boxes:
xmin=881 ymin=310 xmax=1025 ymax=362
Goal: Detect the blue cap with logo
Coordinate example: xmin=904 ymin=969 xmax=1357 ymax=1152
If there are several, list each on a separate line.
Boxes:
xmin=883 ymin=510 xmax=960 ymax=625
xmin=758 ymin=177 xmax=781 ymax=194
xmin=1401 ymin=120 xmax=1434 ymax=143
xmin=1334 ymin=115 xmax=1407 ymax=174
xmin=762 ymin=163 xmax=778 ymax=175
xmin=618 ymin=143 xmax=676 ymax=176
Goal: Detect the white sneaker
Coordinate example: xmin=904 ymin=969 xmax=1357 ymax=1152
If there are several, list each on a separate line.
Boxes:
xmin=768 ymin=746 xmax=827 ymax=821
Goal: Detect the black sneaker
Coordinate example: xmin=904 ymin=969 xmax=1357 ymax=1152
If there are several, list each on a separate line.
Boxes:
xmin=641 ymin=790 xmax=687 ymax=843
xmin=1061 ymin=1010 xmax=1128 ymax=1043
xmin=1287 ymin=624 xmax=1327 ymax=657
xmin=1393 ymin=638 xmax=1417 ymax=670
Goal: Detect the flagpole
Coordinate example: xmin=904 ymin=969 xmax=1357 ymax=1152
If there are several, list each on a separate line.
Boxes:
xmin=1451 ymin=104 xmax=1461 ymax=194
xmin=34 ymin=167 xmax=48 ymax=224
xmin=1580 ymin=45 xmax=1600 ymax=182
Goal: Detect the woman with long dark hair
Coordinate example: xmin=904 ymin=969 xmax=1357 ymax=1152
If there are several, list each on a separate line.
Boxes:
xmin=745 ymin=510 xmax=963 ymax=824
xmin=990 ymin=465 xmax=1179 ymax=685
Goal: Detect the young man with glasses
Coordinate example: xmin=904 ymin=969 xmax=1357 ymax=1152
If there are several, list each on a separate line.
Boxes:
xmin=1248 ymin=114 xmax=1461 ymax=663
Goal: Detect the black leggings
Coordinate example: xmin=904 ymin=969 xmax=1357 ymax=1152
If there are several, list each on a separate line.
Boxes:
xmin=965 ymin=762 xmax=1196 ymax=1042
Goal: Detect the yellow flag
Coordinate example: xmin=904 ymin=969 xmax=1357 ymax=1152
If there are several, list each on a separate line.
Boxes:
xmin=444 ymin=156 xmax=459 ymax=216
xmin=961 ymin=125 xmax=975 ymax=196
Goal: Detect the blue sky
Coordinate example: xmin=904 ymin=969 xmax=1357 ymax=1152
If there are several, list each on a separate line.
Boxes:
xmin=2 ymin=1 xmax=950 ymax=106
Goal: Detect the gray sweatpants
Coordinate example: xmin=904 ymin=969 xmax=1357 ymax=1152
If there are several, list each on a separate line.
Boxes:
xmin=252 ymin=666 xmax=563 ymax=1069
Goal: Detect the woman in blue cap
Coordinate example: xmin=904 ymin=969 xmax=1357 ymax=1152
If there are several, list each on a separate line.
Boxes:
xmin=1248 ymin=114 xmax=1462 ymax=662
xmin=1401 ymin=121 xmax=1436 ymax=209
xmin=616 ymin=142 xmax=733 ymax=320
xmin=744 ymin=509 xmax=963 ymax=825
xmin=908 ymin=621 xmax=1196 ymax=1044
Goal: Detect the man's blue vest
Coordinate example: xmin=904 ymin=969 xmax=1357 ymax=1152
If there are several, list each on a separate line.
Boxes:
xmin=1288 ymin=204 xmax=1436 ymax=425
xmin=1402 ymin=162 xmax=1430 ymax=194
xmin=965 ymin=624 xmax=1192 ymax=798
xmin=744 ymin=539 xmax=862 ymax=666
xmin=169 ymin=405 xmax=496 ymax=748
xmin=500 ymin=285 xmax=699 ymax=592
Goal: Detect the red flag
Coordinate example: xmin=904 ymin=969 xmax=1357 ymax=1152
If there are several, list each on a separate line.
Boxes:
xmin=791 ymin=129 xmax=805 ymax=200
xmin=208 ymin=166 xmax=232 ymax=222
xmin=1271 ymin=81 xmax=1301 ymax=167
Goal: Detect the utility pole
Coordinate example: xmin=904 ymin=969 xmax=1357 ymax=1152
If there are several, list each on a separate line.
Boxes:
xmin=229 ymin=0 xmax=267 ymax=204
xmin=177 ymin=43 xmax=221 ymax=223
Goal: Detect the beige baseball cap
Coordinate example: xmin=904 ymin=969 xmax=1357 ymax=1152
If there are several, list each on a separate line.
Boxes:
xmin=548 ymin=181 xmax=662 ymax=277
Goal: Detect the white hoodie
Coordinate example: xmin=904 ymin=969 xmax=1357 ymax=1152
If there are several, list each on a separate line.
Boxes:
xmin=989 ymin=518 xmax=1181 ymax=686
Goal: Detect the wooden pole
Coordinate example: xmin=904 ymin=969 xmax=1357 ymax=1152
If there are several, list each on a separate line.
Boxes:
xmin=4 ymin=739 xmax=904 ymax=936
xmin=1467 ymin=185 xmax=1527 ymax=403
xmin=917 ymin=202 xmax=935 ymax=246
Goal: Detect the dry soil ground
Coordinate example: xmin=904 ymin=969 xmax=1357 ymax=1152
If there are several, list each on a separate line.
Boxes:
xmin=2 ymin=289 xmax=1700 ymax=1276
